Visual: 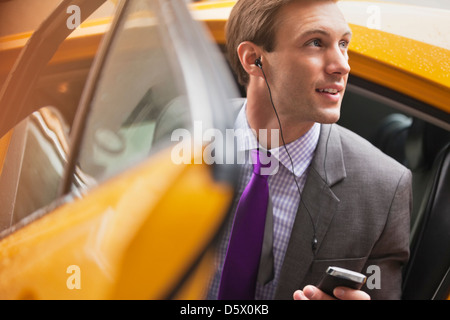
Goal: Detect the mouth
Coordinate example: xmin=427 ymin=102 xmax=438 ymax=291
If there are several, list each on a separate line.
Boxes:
xmin=315 ymin=85 xmax=344 ymax=102
xmin=316 ymin=88 xmax=339 ymax=95
xmin=315 ymin=85 xmax=344 ymax=95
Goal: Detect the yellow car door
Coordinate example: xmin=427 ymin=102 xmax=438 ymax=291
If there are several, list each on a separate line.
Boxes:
xmin=0 ymin=0 xmax=239 ymax=299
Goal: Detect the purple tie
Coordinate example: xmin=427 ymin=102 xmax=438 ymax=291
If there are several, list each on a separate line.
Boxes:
xmin=218 ymin=149 xmax=270 ymax=300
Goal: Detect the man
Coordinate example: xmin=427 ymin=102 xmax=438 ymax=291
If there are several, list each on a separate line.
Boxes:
xmin=208 ymin=0 xmax=411 ymax=300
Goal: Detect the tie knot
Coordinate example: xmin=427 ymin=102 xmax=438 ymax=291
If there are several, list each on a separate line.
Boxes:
xmin=251 ymin=149 xmax=271 ymax=176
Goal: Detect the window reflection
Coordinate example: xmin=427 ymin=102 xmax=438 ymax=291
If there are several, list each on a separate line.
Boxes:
xmin=76 ymin=0 xmax=191 ymax=186
xmin=0 ymin=107 xmax=71 ymax=230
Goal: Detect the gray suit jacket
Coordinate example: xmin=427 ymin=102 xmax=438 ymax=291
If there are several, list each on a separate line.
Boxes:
xmin=227 ymin=98 xmax=411 ymax=300
xmin=273 ymin=123 xmax=412 ymax=300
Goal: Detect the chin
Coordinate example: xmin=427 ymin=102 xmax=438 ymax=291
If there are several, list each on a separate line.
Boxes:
xmin=317 ymin=109 xmax=341 ymax=124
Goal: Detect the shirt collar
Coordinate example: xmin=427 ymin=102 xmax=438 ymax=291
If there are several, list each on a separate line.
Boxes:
xmin=234 ymin=100 xmax=320 ymax=177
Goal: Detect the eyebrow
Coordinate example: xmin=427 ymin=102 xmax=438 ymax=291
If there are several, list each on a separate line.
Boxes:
xmin=300 ymin=28 xmax=352 ymax=39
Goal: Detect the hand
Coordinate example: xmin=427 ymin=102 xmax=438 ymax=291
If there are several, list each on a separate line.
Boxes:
xmin=293 ymin=285 xmax=371 ymax=300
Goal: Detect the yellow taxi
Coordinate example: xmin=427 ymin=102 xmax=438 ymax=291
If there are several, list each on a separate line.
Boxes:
xmin=0 ymin=0 xmax=239 ymax=299
xmin=0 ymin=0 xmax=448 ymax=300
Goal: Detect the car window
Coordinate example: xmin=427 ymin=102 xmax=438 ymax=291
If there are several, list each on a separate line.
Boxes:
xmin=74 ymin=0 xmax=192 ymax=187
xmin=340 ymin=77 xmax=450 ymax=228
xmin=0 ymin=3 xmax=114 ymax=233
xmin=0 ymin=107 xmax=70 ymax=230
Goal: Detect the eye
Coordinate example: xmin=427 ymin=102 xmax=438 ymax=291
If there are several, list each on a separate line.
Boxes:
xmin=339 ymin=40 xmax=349 ymax=49
xmin=308 ymin=39 xmax=322 ymax=47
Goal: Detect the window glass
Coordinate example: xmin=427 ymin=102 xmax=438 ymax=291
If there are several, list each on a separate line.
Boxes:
xmin=0 ymin=2 xmax=114 ymax=232
xmin=0 ymin=107 xmax=70 ymax=230
xmin=75 ymin=0 xmax=191 ymax=186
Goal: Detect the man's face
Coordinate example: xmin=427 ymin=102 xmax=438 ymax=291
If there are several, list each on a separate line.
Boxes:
xmin=264 ymin=0 xmax=351 ymax=126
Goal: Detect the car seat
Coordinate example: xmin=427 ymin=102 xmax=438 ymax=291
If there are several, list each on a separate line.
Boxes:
xmin=401 ymin=124 xmax=450 ymax=299
xmin=374 ymin=114 xmax=450 ymax=299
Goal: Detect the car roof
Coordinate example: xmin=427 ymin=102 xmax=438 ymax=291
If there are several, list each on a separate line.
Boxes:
xmin=1 ymin=0 xmax=449 ymax=115
xmin=190 ymin=0 xmax=450 ymax=114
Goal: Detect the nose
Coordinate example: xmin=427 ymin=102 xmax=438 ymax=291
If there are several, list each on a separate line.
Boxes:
xmin=325 ymin=45 xmax=351 ymax=76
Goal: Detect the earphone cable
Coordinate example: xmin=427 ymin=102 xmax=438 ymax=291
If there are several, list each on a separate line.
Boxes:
xmin=259 ymin=65 xmax=318 ymax=252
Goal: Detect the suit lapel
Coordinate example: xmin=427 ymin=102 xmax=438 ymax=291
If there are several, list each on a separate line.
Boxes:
xmin=274 ymin=124 xmax=346 ymax=299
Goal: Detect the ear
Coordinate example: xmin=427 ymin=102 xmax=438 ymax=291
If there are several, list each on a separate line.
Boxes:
xmin=237 ymin=41 xmax=263 ymax=77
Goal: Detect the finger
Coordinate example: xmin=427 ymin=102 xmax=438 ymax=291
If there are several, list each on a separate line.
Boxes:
xmin=333 ymin=287 xmax=371 ymax=300
xmin=303 ymin=285 xmax=335 ymax=300
xmin=293 ymin=290 xmax=309 ymax=300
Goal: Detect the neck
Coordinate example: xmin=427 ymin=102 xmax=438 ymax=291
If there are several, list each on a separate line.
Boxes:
xmin=246 ymin=84 xmax=314 ymax=149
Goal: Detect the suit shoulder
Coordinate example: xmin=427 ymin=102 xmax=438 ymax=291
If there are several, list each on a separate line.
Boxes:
xmin=335 ymin=124 xmax=409 ymax=175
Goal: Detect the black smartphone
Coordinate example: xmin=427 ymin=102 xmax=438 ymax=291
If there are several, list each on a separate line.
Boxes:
xmin=316 ymin=266 xmax=367 ymax=297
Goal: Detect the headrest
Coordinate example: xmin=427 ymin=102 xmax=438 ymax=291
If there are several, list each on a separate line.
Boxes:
xmin=406 ymin=119 xmax=450 ymax=170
